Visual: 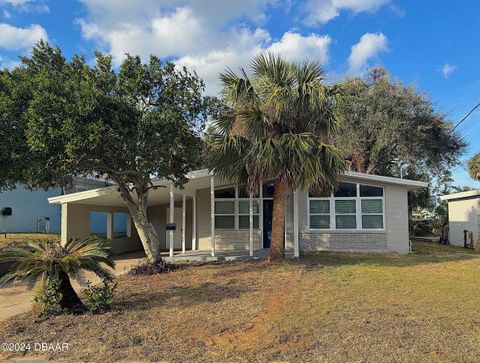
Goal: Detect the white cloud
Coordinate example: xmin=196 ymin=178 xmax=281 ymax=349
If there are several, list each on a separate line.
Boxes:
xmin=304 ymin=0 xmax=390 ymax=25
xmin=267 ymin=32 xmax=331 ymax=63
xmin=76 ymin=1 xmax=333 ymax=95
xmin=0 ymin=0 xmax=49 ymax=13
xmin=0 ymin=23 xmax=48 ymax=51
xmin=441 ymin=63 xmax=457 ymax=79
xmin=0 ymin=55 xmax=20 ymax=68
xmin=347 ymin=32 xmax=388 ymax=74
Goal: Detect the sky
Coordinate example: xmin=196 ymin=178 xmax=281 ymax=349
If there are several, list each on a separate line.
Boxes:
xmin=0 ymin=0 xmax=479 ymax=189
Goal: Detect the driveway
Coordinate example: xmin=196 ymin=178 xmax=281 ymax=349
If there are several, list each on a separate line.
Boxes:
xmin=0 ymin=251 xmax=145 ymax=322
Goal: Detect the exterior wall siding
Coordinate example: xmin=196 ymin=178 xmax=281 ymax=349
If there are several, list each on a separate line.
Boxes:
xmin=290 ymin=178 xmax=409 ymax=253
xmin=447 ymin=198 xmax=480 ymax=246
xmin=62 ymin=203 xmax=142 ymax=255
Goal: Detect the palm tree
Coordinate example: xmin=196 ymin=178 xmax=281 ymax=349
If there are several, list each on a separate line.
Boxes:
xmin=0 ymin=237 xmax=115 ymax=311
xmin=467 ymin=153 xmax=480 ymax=180
xmin=207 ymin=53 xmax=345 ymax=260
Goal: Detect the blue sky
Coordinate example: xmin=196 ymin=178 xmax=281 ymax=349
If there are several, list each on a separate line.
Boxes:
xmin=1 ymin=0 xmax=479 ymax=188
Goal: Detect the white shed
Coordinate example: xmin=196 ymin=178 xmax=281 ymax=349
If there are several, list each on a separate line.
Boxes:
xmin=440 ymin=190 xmax=480 ymax=246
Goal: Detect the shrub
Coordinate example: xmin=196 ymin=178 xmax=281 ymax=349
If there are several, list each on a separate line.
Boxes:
xmin=0 ymin=237 xmax=115 ymax=314
xmin=33 ymin=277 xmax=65 ymax=317
xmin=128 ymin=260 xmax=180 ymax=276
xmin=84 ymin=280 xmax=117 ymax=313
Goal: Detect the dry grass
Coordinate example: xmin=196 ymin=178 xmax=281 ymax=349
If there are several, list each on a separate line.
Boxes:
xmin=1 ymin=242 xmax=480 ymax=362
xmin=0 ymin=233 xmax=59 ymax=246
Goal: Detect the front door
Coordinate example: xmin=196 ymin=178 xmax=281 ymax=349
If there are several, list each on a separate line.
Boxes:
xmin=263 ymin=200 xmax=273 ymax=248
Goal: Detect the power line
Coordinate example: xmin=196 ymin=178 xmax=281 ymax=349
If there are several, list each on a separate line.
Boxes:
xmin=450 ymin=101 xmax=480 ymax=134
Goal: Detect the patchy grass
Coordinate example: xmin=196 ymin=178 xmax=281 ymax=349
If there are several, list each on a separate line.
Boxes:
xmin=1 ymin=242 xmax=480 ymax=362
xmin=0 ymin=233 xmax=59 ymax=246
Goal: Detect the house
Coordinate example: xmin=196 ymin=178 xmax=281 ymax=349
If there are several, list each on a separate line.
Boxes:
xmin=48 ymin=170 xmax=428 ymax=256
xmin=440 ymin=190 xmax=480 ymax=246
xmin=0 ymin=177 xmax=107 ymax=234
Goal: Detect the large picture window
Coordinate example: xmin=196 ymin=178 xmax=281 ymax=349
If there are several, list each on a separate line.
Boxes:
xmin=308 ymin=182 xmax=384 ymax=230
xmin=214 ymin=185 xmax=262 ymax=230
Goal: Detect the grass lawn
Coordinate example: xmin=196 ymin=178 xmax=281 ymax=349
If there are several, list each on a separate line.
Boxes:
xmin=0 ymin=233 xmax=59 ymax=246
xmin=1 ymin=242 xmax=480 ymax=362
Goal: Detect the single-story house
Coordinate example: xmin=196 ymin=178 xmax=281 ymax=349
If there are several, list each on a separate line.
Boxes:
xmin=440 ymin=190 xmax=480 ymax=246
xmin=48 ymin=170 xmax=428 ymax=256
xmin=0 ymin=177 xmax=107 ymax=234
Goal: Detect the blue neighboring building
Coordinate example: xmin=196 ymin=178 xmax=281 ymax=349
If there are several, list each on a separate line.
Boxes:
xmin=0 ymin=178 xmax=107 ymax=234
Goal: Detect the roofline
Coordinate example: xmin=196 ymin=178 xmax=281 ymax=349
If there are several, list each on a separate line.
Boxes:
xmin=440 ymin=190 xmax=480 ymax=202
xmin=49 ymin=169 xmax=428 ymax=205
xmin=343 ymin=171 xmax=428 ymax=189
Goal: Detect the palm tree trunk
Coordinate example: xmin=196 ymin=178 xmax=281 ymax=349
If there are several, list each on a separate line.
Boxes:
xmin=269 ymin=177 xmax=287 ymax=261
xmin=57 ymin=270 xmax=85 ymax=312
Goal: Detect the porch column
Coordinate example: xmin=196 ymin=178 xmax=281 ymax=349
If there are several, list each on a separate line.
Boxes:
xmin=169 ymin=182 xmax=174 ymax=258
xmin=192 ymin=192 xmax=197 ymax=250
xmin=61 ymin=203 xmax=68 ymax=246
xmin=106 ymin=212 xmax=114 ymax=240
xmin=210 ymin=175 xmax=215 ymax=257
xmin=182 ymin=194 xmax=186 ymax=254
xmin=249 ymin=194 xmax=253 ymax=257
xmin=126 ymin=214 xmax=132 ymax=237
xmin=293 ymin=190 xmax=299 ymax=258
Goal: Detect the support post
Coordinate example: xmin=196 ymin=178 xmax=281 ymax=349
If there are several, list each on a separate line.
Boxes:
xmin=169 ymin=182 xmax=174 ymax=257
xmin=106 ymin=212 xmax=114 ymax=240
xmin=182 ymin=194 xmax=186 ymax=254
xmin=293 ymin=190 xmax=299 ymax=258
xmin=192 ymin=192 xmax=197 ymax=250
xmin=61 ymin=203 xmax=68 ymax=246
xmin=210 ymin=176 xmax=215 ymax=257
xmin=126 ymin=214 xmax=132 ymax=238
xmin=249 ymin=194 xmax=253 ymax=257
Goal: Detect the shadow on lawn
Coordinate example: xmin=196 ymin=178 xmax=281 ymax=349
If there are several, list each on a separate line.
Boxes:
xmin=116 ymin=279 xmax=253 ymax=311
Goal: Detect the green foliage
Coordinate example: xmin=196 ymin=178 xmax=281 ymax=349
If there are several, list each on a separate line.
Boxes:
xmin=337 ymin=68 xmax=466 ymax=179
xmin=33 ymin=276 xmax=65 ymax=317
xmin=0 ymin=237 xmax=114 ymax=286
xmin=2 ymin=41 xmax=209 ymax=191
xmin=0 ymin=41 xmax=212 ymax=261
xmin=84 ymin=279 xmax=117 ymax=313
xmin=206 ymin=53 xmax=345 ymax=194
xmin=467 ymin=153 xmax=480 ymax=180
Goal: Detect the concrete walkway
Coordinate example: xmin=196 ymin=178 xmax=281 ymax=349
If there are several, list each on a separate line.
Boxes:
xmin=0 ymin=252 xmax=145 ymax=322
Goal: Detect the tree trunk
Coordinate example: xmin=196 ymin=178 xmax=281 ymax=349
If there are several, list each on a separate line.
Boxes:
xmin=57 ymin=270 xmax=85 ymax=312
xmin=116 ymin=183 xmax=161 ymax=263
xmin=269 ymin=177 xmax=287 ymax=261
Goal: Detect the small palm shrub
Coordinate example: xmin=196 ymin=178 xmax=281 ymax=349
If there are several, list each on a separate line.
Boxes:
xmin=0 ymin=237 xmax=115 ymax=315
xmin=84 ymin=280 xmax=117 ymax=313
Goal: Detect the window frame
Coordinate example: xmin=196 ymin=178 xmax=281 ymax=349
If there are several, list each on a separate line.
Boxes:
xmin=214 ymin=185 xmax=261 ymax=230
xmin=308 ymin=182 xmax=385 ymax=231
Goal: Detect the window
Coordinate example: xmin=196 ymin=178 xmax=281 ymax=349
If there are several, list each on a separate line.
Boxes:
xmin=214 ymin=187 xmax=235 ymax=198
xmin=215 ymin=201 xmax=235 ymax=229
xmin=361 ymin=199 xmax=383 ymax=229
xmin=360 ymin=185 xmax=383 ymax=197
xmin=90 ymin=211 xmax=107 ymax=237
xmin=309 ymin=200 xmax=330 ymax=229
xmin=114 ymin=212 xmax=129 ymax=238
xmin=335 ymin=200 xmax=357 ymax=229
xmin=308 ymin=182 xmax=384 ymax=230
xmin=238 ymin=200 xmax=259 ymax=229
xmin=214 ymin=185 xmax=261 ymax=230
xmin=334 ymin=182 xmax=357 ymax=197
